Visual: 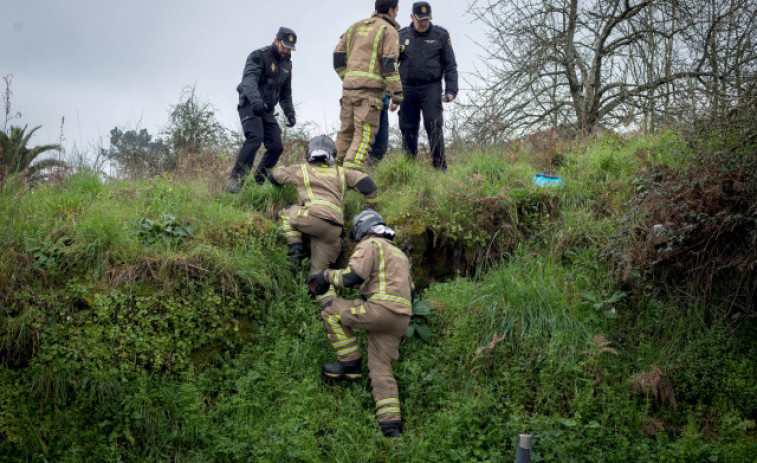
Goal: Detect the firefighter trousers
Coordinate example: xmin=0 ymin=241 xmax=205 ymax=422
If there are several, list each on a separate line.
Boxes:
xmin=278 ymin=205 xmax=342 ymax=272
xmin=319 ymin=296 xmax=410 ymax=423
xmin=336 ymin=90 xmax=384 ymax=171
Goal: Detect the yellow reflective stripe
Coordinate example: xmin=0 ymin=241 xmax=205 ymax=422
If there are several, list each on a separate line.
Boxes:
xmin=280 ymin=215 xmax=302 ymax=238
xmin=343 ymin=161 xmax=364 ymax=171
xmin=338 ymin=166 xmax=346 ymax=197
xmin=385 ymin=75 xmax=401 ymax=82
xmin=376 ymin=398 xmax=400 ymax=407
xmin=335 ymin=268 xmax=352 ymax=287
xmin=338 ymin=70 xmax=348 ymax=79
xmin=316 ymin=287 xmax=336 ymax=302
xmin=369 ymin=294 xmax=412 ymax=307
xmin=355 ymin=122 xmax=372 ymax=166
xmin=328 ymin=315 xmax=347 ymax=341
xmin=344 ymin=71 xmax=384 ymax=82
xmin=350 ymin=304 xmax=367 ymax=315
xmin=337 ymin=344 xmax=360 ymax=356
xmin=301 ymin=165 xmax=316 ymax=203
xmin=369 ymin=25 xmax=387 ymax=75
xmin=302 ymin=164 xmax=343 ymax=214
xmin=333 ymin=337 xmax=357 ymax=348
xmin=334 ymin=270 xmax=342 ymax=287
xmin=372 ymin=239 xmax=387 ymax=294
xmin=305 ymin=199 xmax=343 ymax=215
xmin=377 ymin=408 xmax=401 ymax=416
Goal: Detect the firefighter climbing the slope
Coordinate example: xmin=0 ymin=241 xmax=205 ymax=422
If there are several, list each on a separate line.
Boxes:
xmin=307 ymin=210 xmax=414 ymax=438
xmin=268 ymin=135 xmax=378 ymax=271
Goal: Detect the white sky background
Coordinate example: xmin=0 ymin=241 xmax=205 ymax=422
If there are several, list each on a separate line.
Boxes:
xmin=1 ymin=0 xmax=487 ymax=155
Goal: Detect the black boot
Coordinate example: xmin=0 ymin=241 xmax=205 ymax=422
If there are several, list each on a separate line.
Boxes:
xmin=379 ymin=420 xmax=403 ymax=438
xmin=321 ymin=358 xmax=362 ymax=381
xmin=287 ymin=243 xmax=305 ymax=266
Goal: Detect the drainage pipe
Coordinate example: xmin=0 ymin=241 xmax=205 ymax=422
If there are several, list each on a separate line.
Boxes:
xmin=516 ymin=434 xmax=532 ymax=463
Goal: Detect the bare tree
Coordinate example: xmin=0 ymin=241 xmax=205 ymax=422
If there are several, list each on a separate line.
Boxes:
xmin=466 ymin=0 xmax=755 ymax=139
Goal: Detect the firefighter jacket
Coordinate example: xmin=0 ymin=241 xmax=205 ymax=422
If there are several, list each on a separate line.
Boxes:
xmin=334 ymin=13 xmax=404 ymax=104
xmin=237 ymin=43 xmax=295 ymax=118
xmin=398 ymin=23 xmax=458 ymax=96
xmin=270 ymin=162 xmax=378 ymax=225
xmin=324 ymin=236 xmax=414 ymax=316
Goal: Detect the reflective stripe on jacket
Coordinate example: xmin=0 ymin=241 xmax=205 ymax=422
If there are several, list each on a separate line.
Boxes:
xmin=326 ymin=236 xmax=414 ymax=316
xmin=334 ymin=13 xmax=404 ymax=103
xmin=271 ymin=162 xmax=377 ymax=225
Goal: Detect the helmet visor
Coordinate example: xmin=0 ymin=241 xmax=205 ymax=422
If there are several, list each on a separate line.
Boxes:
xmin=309 ymin=148 xmax=333 ymax=162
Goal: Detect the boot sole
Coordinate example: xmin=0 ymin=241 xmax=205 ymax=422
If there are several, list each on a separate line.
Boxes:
xmin=322 ymin=371 xmax=363 ymax=381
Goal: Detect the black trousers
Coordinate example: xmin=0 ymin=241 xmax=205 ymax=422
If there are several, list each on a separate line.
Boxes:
xmin=230 ymin=104 xmax=283 ymax=184
xmin=399 ymin=81 xmax=446 ymax=170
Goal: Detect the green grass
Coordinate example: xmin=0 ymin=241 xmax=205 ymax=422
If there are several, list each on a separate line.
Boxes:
xmin=1 ymin=133 xmax=755 ymax=462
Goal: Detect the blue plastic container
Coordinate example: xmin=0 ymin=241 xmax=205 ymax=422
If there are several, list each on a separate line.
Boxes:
xmin=531 ymin=173 xmax=564 ymax=188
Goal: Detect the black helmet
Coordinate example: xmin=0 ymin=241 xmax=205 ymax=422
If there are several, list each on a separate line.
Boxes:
xmin=350 ymin=210 xmax=386 ymax=241
xmin=306 ymin=134 xmax=337 ymax=164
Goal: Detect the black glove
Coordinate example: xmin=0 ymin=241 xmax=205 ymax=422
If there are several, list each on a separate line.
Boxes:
xmin=286 ymin=114 xmax=296 ymax=128
xmin=307 ymin=271 xmax=329 ymax=295
xmin=252 ymin=101 xmax=267 ymax=116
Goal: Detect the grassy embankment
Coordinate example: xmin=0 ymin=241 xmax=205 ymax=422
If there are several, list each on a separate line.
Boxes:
xmin=1 ymin=132 xmax=755 ymax=462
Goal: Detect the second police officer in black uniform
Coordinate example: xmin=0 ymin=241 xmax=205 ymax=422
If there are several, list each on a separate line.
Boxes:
xmin=226 ymin=27 xmax=298 ymax=193
xmin=398 ymin=2 xmax=458 ymax=171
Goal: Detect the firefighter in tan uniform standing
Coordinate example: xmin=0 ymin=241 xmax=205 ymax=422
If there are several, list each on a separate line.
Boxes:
xmin=268 ymin=135 xmax=378 ymax=271
xmin=333 ymin=0 xmax=404 ymax=171
xmin=308 ymin=210 xmax=414 ymax=438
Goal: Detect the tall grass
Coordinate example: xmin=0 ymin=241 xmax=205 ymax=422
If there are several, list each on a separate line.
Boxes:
xmin=1 ymin=132 xmax=755 ymax=462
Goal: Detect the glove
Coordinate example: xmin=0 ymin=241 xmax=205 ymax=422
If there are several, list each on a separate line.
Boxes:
xmin=252 ymin=101 xmax=267 ymax=116
xmin=307 ymin=271 xmax=329 ymax=295
xmin=286 ymin=114 xmax=296 ymax=128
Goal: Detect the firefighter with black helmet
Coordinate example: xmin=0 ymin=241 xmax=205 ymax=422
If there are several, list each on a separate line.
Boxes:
xmin=226 ymin=27 xmax=298 ymax=193
xmin=269 ymin=135 xmax=378 ymax=271
xmin=333 ymin=0 xmax=404 ymax=171
xmin=398 ymin=2 xmax=458 ymax=171
xmin=307 ymin=210 xmax=414 ymax=438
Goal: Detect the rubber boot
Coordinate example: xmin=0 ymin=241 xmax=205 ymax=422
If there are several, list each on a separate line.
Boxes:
xmin=379 ymin=420 xmax=403 ymax=438
xmin=321 ymin=358 xmax=362 ymax=381
xmin=287 ymin=243 xmax=305 ymax=266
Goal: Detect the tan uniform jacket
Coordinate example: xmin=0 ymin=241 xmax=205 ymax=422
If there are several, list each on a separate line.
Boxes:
xmin=325 ymin=237 xmax=414 ymax=316
xmin=271 ymin=163 xmax=377 ymax=225
xmin=334 ymin=13 xmax=404 ymax=103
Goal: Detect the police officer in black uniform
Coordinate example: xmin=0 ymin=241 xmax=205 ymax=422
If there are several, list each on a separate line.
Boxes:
xmin=398 ymin=2 xmax=458 ymax=171
xmin=226 ymin=27 xmax=297 ymax=193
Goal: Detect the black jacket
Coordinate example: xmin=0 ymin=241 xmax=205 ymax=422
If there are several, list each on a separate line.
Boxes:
xmin=398 ymin=23 xmax=458 ymax=96
xmin=237 ymin=43 xmax=295 ymax=118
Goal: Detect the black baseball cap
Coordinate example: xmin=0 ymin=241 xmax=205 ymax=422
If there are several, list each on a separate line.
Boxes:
xmin=276 ymin=27 xmax=297 ymax=51
xmin=412 ymin=2 xmax=432 ymax=20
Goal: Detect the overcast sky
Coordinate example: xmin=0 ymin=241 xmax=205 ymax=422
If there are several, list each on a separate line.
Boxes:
xmin=1 ymin=0 xmax=487 ymax=154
